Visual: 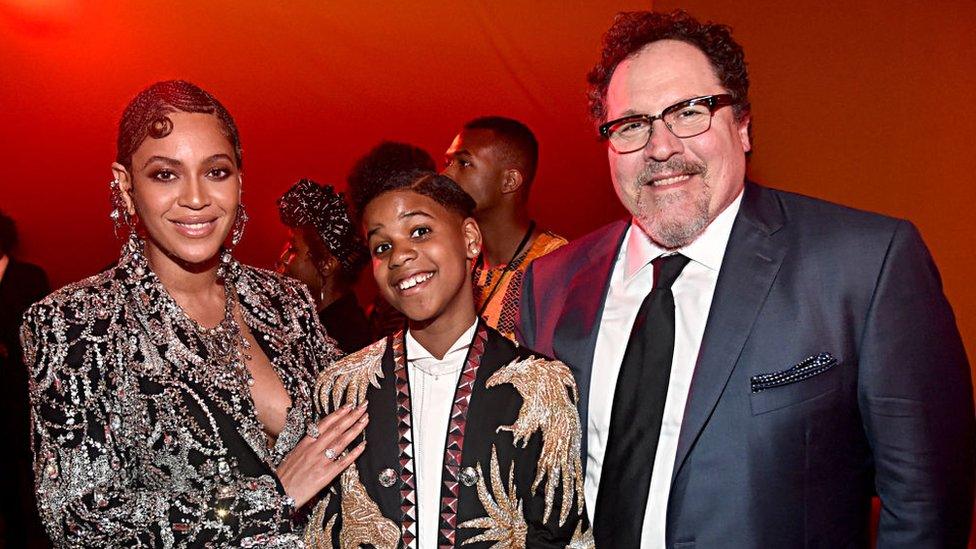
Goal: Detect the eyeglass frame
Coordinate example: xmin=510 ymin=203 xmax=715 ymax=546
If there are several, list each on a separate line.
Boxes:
xmin=598 ymin=94 xmax=737 ymax=154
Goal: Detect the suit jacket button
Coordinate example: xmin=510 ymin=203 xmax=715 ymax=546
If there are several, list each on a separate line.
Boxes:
xmin=459 ymin=466 xmax=479 ymax=487
xmin=378 ymin=468 xmax=397 ymax=488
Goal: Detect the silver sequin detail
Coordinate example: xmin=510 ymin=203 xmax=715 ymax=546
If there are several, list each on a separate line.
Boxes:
xmin=378 ymin=468 xmax=397 ymax=488
xmin=459 ymin=466 xmax=479 ymax=487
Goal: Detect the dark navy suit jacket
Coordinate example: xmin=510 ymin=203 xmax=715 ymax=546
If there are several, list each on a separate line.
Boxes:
xmin=518 ymin=182 xmax=975 ymax=548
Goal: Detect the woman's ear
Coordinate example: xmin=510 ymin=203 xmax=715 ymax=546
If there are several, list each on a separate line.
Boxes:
xmin=320 ymin=255 xmax=339 ymax=278
xmin=462 ymin=217 xmax=483 ymax=260
xmin=111 ymin=162 xmax=137 ymax=216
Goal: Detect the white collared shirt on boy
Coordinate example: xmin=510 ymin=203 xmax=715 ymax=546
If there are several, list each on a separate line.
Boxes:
xmin=405 ymin=320 xmax=478 ymax=549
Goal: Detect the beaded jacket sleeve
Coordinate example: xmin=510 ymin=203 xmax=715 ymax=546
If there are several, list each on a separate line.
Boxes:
xmin=20 ymin=246 xmax=340 ymax=548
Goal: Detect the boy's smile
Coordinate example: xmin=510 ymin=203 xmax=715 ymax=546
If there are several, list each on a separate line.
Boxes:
xmin=364 ymin=190 xmax=481 ymax=330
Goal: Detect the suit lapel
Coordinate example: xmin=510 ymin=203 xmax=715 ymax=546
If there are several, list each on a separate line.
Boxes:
xmin=552 ymin=222 xmax=627 ymax=431
xmin=672 ymin=183 xmax=788 ymax=482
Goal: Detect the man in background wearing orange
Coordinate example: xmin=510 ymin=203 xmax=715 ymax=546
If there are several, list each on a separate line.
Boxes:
xmin=443 ymin=116 xmax=566 ymax=340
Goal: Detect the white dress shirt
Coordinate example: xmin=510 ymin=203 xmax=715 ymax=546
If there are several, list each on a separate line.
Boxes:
xmin=405 ymin=320 xmax=478 ymax=549
xmin=586 ymin=192 xmax=742 ymax=548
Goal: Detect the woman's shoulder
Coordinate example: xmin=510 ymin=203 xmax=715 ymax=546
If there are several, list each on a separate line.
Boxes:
xmin=20 ymin=268 xmax=129 ymax=380
xmin=25 ymin=268 xmax=126 ymax=327
xmin=237 ymin=264 xmax=321 ymax=322
xmin=238 ymin=264 xmax=308 ymax=300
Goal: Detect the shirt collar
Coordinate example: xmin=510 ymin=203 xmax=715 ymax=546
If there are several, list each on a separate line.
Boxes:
xmin=624 ymin=190 xmax=743 ymax=280
xmin=406 ymin=319 xmax=479 ymax=362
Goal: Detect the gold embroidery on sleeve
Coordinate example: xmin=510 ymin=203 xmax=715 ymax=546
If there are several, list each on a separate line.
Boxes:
xmin=486 ymin=356 xmax=584 ymax=525
xmin=338 ymin=464 xmax=399 ymax=549
xmin=339 ymin=464 xmax=400 ymax=549
xmin=316 ymin=339 xmax=386 ymax=410
xmin=459 ymin=445 xmax=527 ymax=548
xmin=303 ymin=493 xmax=336 ymax=548
xmin=566 ymin=522 xmax=595 ymax=549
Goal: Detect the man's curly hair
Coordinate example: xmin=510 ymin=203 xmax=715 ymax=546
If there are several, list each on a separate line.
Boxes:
xmin=587 ymin=9 xmax=750 ymax=124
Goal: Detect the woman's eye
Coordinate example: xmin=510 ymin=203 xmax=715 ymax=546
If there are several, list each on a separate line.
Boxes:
xmin=411 ymin=226 xmax=432 ymax=238
xmin=151 ymin=170 xmax=177 ymax=182
xmin=373 ymin=242 xmax=391 ymax=256
xmin=207 ymin=167 xmax=231 ymax=179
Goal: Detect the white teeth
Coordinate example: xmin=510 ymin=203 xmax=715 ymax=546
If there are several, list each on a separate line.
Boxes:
xmin=174 ymin=221 xmax=210 ymax=229
xmin=397 ymin=272 xmax=433 ymax=290
xmin=652 ymin=174 xmax=691 ymax=187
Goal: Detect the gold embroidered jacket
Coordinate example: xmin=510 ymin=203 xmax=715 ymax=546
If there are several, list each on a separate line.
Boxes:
xmin=21 ymin=249 xmax=337 ymax=548
xmin=306 ymin=322 xmax=593 ymax=548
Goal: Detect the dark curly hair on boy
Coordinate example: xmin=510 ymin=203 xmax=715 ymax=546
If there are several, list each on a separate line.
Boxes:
xmin=350 ymin=169 xmax=476 ymax=222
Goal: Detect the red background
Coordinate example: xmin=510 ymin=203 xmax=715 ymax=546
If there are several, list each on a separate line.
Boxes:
xmin=2 ymin=1 xmax=974 ymax=541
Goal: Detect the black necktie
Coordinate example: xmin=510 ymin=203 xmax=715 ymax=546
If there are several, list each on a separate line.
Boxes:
xmin=594 ymin=253 xmax=691 ymax=548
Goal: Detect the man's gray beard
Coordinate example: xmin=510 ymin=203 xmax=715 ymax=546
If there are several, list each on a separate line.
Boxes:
xmin=633 ymin=160 xmax=711 ymax=249
xmin=642 ymin=189 xmax=710 ymax=249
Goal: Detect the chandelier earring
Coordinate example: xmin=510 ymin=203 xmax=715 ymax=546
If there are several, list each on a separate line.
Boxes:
xmin=217 ymin=203 xmax=247 ymax=282
xmin=109 ymin=178 xmax=136 ymax=238
xmin=231 ymin=203 xmax=248 ymax=247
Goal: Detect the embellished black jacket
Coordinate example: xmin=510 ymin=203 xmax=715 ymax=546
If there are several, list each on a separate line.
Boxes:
xmin=21 ymin=245 xmax=336 ymax=548
xmin=306 ymin=322 xmax=592 ymax=548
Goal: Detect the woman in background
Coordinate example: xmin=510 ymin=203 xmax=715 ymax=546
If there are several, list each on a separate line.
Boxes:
xmin=22 ymin=80 xmax=365 ymax=547
xmin=276 ymin=179 xmax=371 ymax=354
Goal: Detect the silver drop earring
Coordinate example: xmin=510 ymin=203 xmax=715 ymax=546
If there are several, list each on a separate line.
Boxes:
xmin=231 ymin=203 xmax=248 ymax=247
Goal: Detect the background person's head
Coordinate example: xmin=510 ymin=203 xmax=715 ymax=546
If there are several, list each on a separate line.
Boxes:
xmin=589 ymin=10 xmax=751 ymax=249
xmin=277 ymin=179 xmax=368 ymax=299
xmin=347 ymin=141 xmax=436 ymax=218
xmin=111 ymin=80 xmax=245 ymax=270
xmin=442 ymin=116 xmax=538 ymax=218
xmin=352 ymin=170 xmax=480 ymax=329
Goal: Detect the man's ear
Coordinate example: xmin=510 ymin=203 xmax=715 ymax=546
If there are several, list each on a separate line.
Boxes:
xmin=501 ymin=169 xmax=524 ymax=194
xmin=111 ymin=162 xmax=137 ymax=216
xmin=462 ymin=217 xmax=483 ymax=261
xmin=737 ymin=114 xmax=751 ymax=153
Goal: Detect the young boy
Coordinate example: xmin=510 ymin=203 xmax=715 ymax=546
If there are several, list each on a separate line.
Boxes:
xmin=305 ymin=170 xmax=591 ymax=548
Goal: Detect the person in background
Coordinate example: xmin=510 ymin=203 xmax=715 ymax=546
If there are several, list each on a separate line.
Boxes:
xmin=443 ymin=116 xmax=566 ymax=340
xmin=0 ymin=210 xmax=50 ymax=548
xmin=346 ymin=141 xmax=438 ymax=339
xmin=277 ymin=178 xmax=371 ymax=354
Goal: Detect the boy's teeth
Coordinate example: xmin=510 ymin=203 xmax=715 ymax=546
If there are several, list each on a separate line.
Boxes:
xmin=398 ymin=272 xmax=433 ymax=290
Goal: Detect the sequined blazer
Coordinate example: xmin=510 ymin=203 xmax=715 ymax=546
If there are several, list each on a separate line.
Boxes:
xmin=305 ymin=322 xmax=593 ymax=549
xmin=21 ymin=248 xmax=337 ymax=548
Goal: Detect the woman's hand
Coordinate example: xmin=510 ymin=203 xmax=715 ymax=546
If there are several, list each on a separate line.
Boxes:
xmin=276 ymin=403 xmax=368 ymax=508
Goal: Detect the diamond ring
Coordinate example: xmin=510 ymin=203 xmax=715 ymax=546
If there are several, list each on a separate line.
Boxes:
xmin=324 ymin=448 xmax=339 ymax=461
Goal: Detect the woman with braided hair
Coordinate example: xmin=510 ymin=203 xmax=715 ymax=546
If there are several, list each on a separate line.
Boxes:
xmin=21 ymin=80 xmax=365 ymax=547
xmin=276 ymin=179 xmax=372 ymax=354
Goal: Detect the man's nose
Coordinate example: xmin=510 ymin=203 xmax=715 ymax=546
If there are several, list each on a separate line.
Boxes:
xmin=643 ymin=119 xmax=684 ymax=161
